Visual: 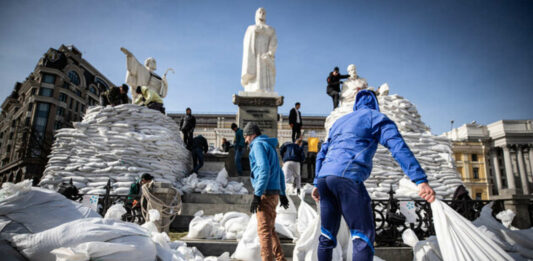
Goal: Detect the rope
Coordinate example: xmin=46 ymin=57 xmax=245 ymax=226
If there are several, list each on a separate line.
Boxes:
xmin=140 ymin=182 xmax=181 ymax=231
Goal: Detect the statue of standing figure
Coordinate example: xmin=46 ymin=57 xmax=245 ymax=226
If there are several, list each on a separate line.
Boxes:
xmin=120 ymin=47 xmax=174 ymax=105
xmin=241 ymin=7 xmax=278 ymax=94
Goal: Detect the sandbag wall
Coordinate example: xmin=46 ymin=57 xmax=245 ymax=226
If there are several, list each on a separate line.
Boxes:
xmin=39 ymin=104 xmax=191 ymax=195
xmin=325 ymin=88 xmax=463 ymax=199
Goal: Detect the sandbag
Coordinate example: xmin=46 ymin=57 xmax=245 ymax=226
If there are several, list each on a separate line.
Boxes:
xmin=0 ymin=181 xmax=99 ymax=234
xmin=6 ymin=218 xmax=156 ymax=261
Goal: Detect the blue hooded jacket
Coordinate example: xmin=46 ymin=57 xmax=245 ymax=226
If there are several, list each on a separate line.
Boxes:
xmin=314 ymin=90 xmax=428 ymax=185
xmin=249 ymin=135 xmax=287 ymax=196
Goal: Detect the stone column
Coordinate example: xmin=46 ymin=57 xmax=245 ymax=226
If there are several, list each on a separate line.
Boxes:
xmin=529 ymin=145 xmax=533 ymax=182
xmin=491 ymin=148 xmax=503 ymax=193
xmin=517 ymin=145 xmax=529 ymax=194
xmin=503 ymin=145 xmax=516 ymax=190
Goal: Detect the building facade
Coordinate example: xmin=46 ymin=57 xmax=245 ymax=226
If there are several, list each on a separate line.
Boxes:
xmin=0 ymin=45 xmax=114 ymax=185
xmin=444 ymin=120 xmax=533 ymax=198
xmin=168 ymin=113 xmax=327 ymax=149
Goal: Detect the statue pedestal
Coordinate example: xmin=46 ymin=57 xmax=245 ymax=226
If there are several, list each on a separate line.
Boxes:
xmin=232 ymin=94 xmax=284 ymax=139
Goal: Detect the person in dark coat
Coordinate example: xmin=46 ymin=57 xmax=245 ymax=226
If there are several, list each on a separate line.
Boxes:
xmin=191 ymin=135 xmax=209 ymax=174
xmin=221 ymin=138 xmax=231 ymax=152
xmin=232 ymin=123 xmax=245 ymax=176
xmin=289 ymin=102 xmax=303 ymax=142
xmin=100 ymin=84 xmax=130 ymax=106
xmin=326 ymin=67 xmax=350 ymax=109
xmin=180 ymin=108 xmax=196 ymax=150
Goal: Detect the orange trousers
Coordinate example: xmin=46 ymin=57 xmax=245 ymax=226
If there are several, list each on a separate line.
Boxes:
xmin=256 ymin=194 xmax=286 ymax=261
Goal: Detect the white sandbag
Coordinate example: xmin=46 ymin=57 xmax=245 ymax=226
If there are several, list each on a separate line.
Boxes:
xmin=232 ymin=214 xmax=261 ymax=261
xmin=51 ymin=241 xmax=136 ymax=261
xmin=6 ymin=218 xmax=156 ymax=261
xmin=0 ymin=184 xmax=99 ymax=234
xmin=400 ymin=181 xmax=512 ymax=261
xmin=216 ymin=168 xmax=229 ymax=186
xmin=104 ymin=204 xmax=126 ymax=221
xmin=496 ymin=209 xmax=517 ymax=230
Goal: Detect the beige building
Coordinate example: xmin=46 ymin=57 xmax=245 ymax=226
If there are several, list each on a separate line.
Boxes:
xmin=444 ymin=120 xmax=533 ymax=199
xmin=0 ymin=45 xmax=114 ymax=185
xmin=168 ymin=113 xmax=327 ymax=149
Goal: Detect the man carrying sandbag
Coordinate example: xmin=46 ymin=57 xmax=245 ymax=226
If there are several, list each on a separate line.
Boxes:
xmin=125 ymin=173 xmax=154 ymax=222
xmin=244 ymin=122 xmax=289 ymax=261
xmin=311 ymin=90 xmax=435 ymax=261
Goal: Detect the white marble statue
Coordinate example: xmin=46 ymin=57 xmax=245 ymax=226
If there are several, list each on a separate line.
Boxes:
xmin=241 ymin=7 xmax=278 ymax=94
xmin=120 ymin=47 xmax=174 ymax=105
xmin=339 ymin=64 xmax=368 ymax=107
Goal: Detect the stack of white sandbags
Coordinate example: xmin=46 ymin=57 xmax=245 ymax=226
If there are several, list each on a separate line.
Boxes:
xmin=178 ymin=168 xmax=248 ymax=195
xmin=39 ymin=104 xmax=191 ymax=195
xmin=325 ymin=85 xmax=463 ymax=199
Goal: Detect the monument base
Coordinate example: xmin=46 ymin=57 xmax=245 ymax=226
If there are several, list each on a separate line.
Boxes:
xmin=232 ymin=94 xmax=284 ymax=139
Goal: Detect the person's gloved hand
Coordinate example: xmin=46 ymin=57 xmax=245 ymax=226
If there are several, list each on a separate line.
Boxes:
xmin=250 ymin=195 xmax=261 ymax=213
xmin=280 ymin=195 xmax=289 ymax=209
xmin=132 ymin=200 xmax=139 ymax=207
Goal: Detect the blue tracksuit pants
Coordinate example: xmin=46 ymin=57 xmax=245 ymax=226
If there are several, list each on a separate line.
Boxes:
xmin=317 ymin=176 xmax=375 ymax=261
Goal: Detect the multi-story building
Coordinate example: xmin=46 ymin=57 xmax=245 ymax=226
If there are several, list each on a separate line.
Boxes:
xmin=443 ymin=120 xmax=533 ymax=199
xmin=0 ymin=45 xmax=114 ymax=185
xmin=168 ymin=113 xmax=327 ymax=149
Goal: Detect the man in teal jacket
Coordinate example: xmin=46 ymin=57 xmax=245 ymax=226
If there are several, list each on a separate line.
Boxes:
xmin=244 ymin=122 xmax=289 ymax=261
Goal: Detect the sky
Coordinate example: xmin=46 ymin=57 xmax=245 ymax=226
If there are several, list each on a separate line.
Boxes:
xmin=0 ymin=0 xmax=532 ymax=135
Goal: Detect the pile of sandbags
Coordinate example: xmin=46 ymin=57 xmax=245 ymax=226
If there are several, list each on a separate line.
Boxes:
xmin=39 ymin=104 xmax=191 ymax=195
xmin=324 ymin=85 xmax=463 ymax=199
xmin=185 ymin=210 xmax=251 ymax=240
xmin=179 ymin=168 xmax=248 ymax=194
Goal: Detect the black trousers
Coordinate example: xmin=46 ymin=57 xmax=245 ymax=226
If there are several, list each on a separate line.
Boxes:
xmin=292 ymin=124 xmax=302 ymax=142
xmin=147 ymin=102 xmax=165 ymax=114
xmin=307 ymin=152 xmax=317 ymax=181
xmin=329 ymin=91 xmax=340 ymax=109
xmin=182 ymin=131 xmax=193 ymax=150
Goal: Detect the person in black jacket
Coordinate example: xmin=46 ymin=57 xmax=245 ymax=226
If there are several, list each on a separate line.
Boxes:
xmin=326 ymin=67 xmax=349 ymax=109
xmin=191 ymin=135 xmax=209 ymax=174
xmin=289 ymin=102 xmax=303 ymax=142
xmin=221 ymin=138 xmax=231 ymax=152
xmin=180 ymin=108 xmax=196 ymax=150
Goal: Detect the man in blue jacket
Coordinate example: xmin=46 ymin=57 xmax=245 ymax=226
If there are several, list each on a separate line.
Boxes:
xmin=244 ymin=122 xmax=289 ymax=261
xmin=311 ymin=90 xmax=435 ymax=261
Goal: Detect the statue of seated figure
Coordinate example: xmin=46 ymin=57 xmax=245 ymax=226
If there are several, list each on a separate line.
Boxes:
xmin=339 ymin=64 xmax=368 ymax=107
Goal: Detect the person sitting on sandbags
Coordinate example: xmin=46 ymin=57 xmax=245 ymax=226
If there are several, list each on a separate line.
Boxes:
xmin=100 ymin=83 xmax=130 ymax=106
xmin=135 ymin=86 xmax=165 ymax=114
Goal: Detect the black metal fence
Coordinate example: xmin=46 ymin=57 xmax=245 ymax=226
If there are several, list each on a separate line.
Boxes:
xmin=74 ymin=180 xmax=509 ymax=246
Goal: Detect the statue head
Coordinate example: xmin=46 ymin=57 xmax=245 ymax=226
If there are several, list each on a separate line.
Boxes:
xmin=255 ymin=7 xmax=266 ymax=25
xmin=347 ymin=64 xmax=357 ymax=78
xmin=144 ymin=57 xmax=157 ymax=72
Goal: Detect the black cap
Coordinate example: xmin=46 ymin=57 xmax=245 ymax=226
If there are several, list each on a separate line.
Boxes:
xmin=141 ymin=173 xmax=154 ymax=181
xmin=231 ymin=123 xmax=238 ymax=130
xmin=334 ymin=67 xmax=339 ymax=72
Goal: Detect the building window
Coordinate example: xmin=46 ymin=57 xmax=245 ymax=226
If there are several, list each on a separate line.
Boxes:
xmin=56 ymin=107 xmax=64 ymax=116
xmin=25 ymin=117 xmax=30 ymax=126
xmin=59 ymin=93 xmax=67 ymax=102
xmin=62 ymin=82 xmax=69 ymax=89
xmin=31 ymin=88 xmax=36 ymax=95
xmin=75 ymin=101 xmax=79 ymax=112
xmin=9 ymin=132 xmax=14 ymax=139
xmin=42 ymin=73 xmax=56 ymax=84
xmin=475 ymin=193 xmax=482 ymax=200
xmin=81 ymin=105 xmax=85 ymax=113
xmin=28 ymin=103 xmax=33 ymax=112
xmin=89 ymin=86 xmax=98 ymax=95
xmin=95 ymin=77 xmax=108 ymax=90
xmin=75 ymin=89 xmax=82 ymax=97
xmin=34 ymin=103 xmax=51 ymax=138
xmin=7 ymin=145 xmax=11 ymax=153
xmin=54 ymin=121 xmax=62 ymax=130
xmin=39 ymin=87 xmax=53 ymax=97
xmin=472 ymin=154 xmax=478 ymax=162
xmin=69 ymin=99 xmax=73 ymax=109
xmin=473 ymin=167 xmax=479 ymax=179
xmin=68 ymin=71 xmax=80 ymax=85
